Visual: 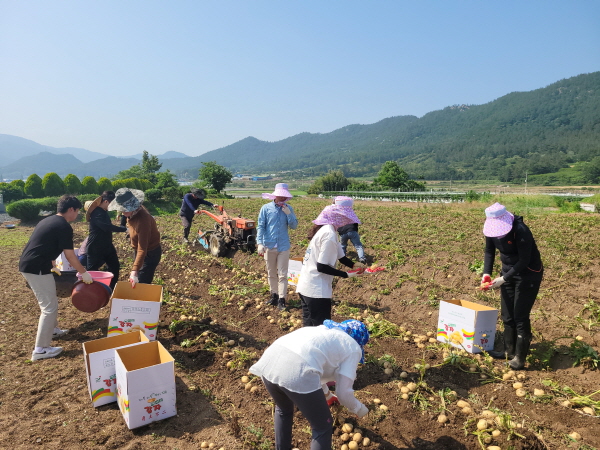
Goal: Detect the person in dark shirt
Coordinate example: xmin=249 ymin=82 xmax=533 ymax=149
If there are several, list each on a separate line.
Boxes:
xmin=85 ymin=191 xmax=127 ymax=289
xmin=481 ymin=203 xmax=543 ymax=370
xmin=19 ymin=195 xmax=93 ymax=361
xmin=179 ymin=188 xmax=215 ymax=243
xmin=334 ymin=196 xmax=367 ymax=264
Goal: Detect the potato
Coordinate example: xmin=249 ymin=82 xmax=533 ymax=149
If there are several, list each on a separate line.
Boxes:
xmin=379 ymin=405 xmax=389 ymax=412
xmin=462 ymin=406 xmax=473 ymax=415
xmin=362 ymin=437 xmax=371 ymax=447
xmin=583 ymin=407 xmax=595 ymax=416
xmin=437 ymin=414 xmax=448 ymax=423
xmin=241 ymin=376 xmax=250 ymax=383
xmin=342 ymin=423 xmax=354 ymax=433
xmin=456 ymin=400 xmax=470 ymax=408
xmin=244 ymin=382 xmax=252 ymax=390
xmin=483 ymin=436 xmax=492 ymax=444
xmin=512 ymin=382 xmax=523 ymax=389
xmin=487 ymin=447 xmax=501 ymax=450
xmin=348 ymin=442 xmax=359 ymax=450
xmin=533 ymin=388 xmax=545 ymax=396
xmin=383 ymin=361 xmax=391 ymax=369
xmin=340 ymin=433 xmax=350 ymax=442
xmin=227 ymin=340 xmax=235 ymax=346
xmin=384 ymin=368 xmax=393 ymax=375
xmin=481 ymin=410 xmax=496 ymax=419
xmin=502 ymin=373 xmax=513 ymax=381
xmin=491 ymin=429 xmax=501 ymax=437
xmin=400 ymin=371 xmax=408 ymax=379
xmin=401 ymin=393 xmax=409 ymax=400
xmin=373 ymin=398 xmax=381 ymax=404
xmin=569 ymin=431 xmax=581 ymax=441
xmin=476 ymin=419 xmax=488 ymax=430
xmin=407 ymin=382 xmax=418 ymax=392
xmin=250 ymin=386 xmax=258 ymax=393
xmin=515 ymin=388 xmax=527 ymax=397
xmin=352 ymin=432 xmax=362 ymax=442
xmin=200 ymin=443 xmax=208 ymax=449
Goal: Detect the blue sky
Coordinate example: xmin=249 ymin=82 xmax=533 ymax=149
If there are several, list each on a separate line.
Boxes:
xmin=1 ymin=1 xmax=598 ymax=157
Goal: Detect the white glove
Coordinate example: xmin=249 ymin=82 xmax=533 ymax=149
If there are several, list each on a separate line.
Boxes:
xmin=80 ymin=271 xmax=93 ymax=284
xmin=281 ymin=205 xmax=291 ymax=215
xmin=356 ymin=403 xmax=369 ymax=418
xmin=491 ymin=276 xmax=506 ymax=289
xmin=257 ymin=244 xmax=265 ymax=256
xmin=129 ymin=271 xmax=139 ymax=288
xmin=347 ymin=270 xmax=364 ymax=278
xmin=51 ymin=267 xmax=61 ymax=276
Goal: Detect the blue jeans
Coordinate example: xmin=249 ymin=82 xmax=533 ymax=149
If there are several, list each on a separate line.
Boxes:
xmin=340 ymin=230 xmax=365 ymax=259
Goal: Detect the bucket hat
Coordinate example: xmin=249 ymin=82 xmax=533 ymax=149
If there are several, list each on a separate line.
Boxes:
xmin=108 ymin=188 xmax=145 ymax=213
xmin=333 ymin=196 xmax=354 ymax=207
xmin=191 ymin=188 xmax=206 ymax=198
xmin=85 ymin=196 xmax=103 ymax=222
xmin=483 ymin=202 xmax=514 ymax=238
xmin=313 ymin=204 xmax=361 ymax=229
xmin=323 ymin=319 xmax=370 ymax=363
xmin=262 ymin=183 xmax=293 ymax=200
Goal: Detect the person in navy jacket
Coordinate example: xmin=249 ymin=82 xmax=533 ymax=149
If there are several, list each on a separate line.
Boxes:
xmin=179 ymin=188 xmax=215 ymax=243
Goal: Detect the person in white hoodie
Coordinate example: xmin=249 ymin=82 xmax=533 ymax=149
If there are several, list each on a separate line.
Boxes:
xmin=249 ymin=320 xmax=370 ymax=450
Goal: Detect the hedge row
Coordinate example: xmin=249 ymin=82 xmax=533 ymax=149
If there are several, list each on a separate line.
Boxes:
xmin=6 ymin=194 xmax=99 ymax=222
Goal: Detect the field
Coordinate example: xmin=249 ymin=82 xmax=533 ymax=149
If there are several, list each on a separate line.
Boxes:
xmin=1 ymin=198 xmax=600 ymax=450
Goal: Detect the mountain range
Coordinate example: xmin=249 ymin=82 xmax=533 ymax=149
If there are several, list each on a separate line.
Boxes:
xmin=1 ymin=71 xmax=599 ymax=181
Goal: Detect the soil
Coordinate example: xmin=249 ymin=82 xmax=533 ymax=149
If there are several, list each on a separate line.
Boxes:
xmin=1 ymin=199 xmax=599 ymax=450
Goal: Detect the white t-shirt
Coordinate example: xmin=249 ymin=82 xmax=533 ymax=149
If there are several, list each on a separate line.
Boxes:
xmin=296 ymin=224 xmax=345 ymax=298
xmin=249 ymin=326 xmax=366 ymax=415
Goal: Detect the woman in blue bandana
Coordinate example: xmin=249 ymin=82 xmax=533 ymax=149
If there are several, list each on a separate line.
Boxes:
xmin=249 ymin=320 xmax=370 ymax=450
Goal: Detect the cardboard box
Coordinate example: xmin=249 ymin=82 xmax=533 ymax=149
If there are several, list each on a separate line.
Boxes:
xmin=115 ymin=341 xmax=177 ymax=429
xmin=55 ymin=248 xmax=80 ymax=272
xmin=287 ymin=258 xmax=303 ymax=286
xmin=82 ymin=331 xmax=149 ymax=407
xmin=437 ymin=299 xmax=498 ymax=353
xmin=108 ymin=281 xmax=163 ymax=340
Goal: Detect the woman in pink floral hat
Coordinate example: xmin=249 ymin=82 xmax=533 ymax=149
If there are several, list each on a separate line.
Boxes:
xmin=481 ymin=203 xmax=543 ymax=370
xmin=296 ymin=204 xmax=364 ymax=326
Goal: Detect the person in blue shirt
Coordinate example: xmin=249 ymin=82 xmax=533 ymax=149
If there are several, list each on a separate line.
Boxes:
xmin=257 ymin=183 xmax=298 ymax=310
xmin=179 ymin=188 xmax=215 ymax=243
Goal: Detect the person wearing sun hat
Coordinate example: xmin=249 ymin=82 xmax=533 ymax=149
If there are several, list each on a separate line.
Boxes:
xmin=249 ymin=319 xmax=370 ymax=450
xmin=296 ymin=203 xmax=364 ymax=327
xmin=334 ymin=196 xmax=367 ymax=264
xmin=481 ymin=202 xmax=543 ymax=370
xmin=257 ymin=183 xmax=298 ymax=310
xmin=85 ymin=191 xmax=127 ymax=290
xmin=109 ymin=188 xmax=161 ymax=287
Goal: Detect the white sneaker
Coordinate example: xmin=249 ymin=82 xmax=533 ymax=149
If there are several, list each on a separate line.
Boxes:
xmin=31 ymin=346 xmax=63 ymax=361
xmin=52 ymin=328 xmax=69 ymax=338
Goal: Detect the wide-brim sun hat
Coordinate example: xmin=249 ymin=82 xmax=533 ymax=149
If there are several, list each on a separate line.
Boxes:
xmin=108 ymin=188 xmax=145 ymax=213
xmin=262 ymin=183 xmax=293 ymax=200
xmin=323 ymin=319 xmax=370 ymax=363
xmin=313 ymin=204 xmax=361 ymax=229
xmin=483 ymin=202 xmax=514 ymax=238
xmin=85 ymin=196 xmax=103 ymax=222
xmin=334 ymin=196 xmax=354 ymax=207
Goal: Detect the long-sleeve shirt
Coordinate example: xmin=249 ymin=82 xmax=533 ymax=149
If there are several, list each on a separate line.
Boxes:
xmin=256 ymin=201 xmax=298 ymax=252
xmin=179 ymin=193 xmax=214 ymax=219
xmin=127 ymin=207 xmax=161 ymax=271
xmin=483 ymin=215 xmax=542 ymax=281
xmin=87 ymin=207 xmax=126 ymax=249
xmin=249 ymin=326 xmax=366 ymax=416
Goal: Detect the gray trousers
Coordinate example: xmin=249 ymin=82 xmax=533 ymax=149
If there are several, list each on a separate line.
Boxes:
xmin=21 ymin=272 xmax=59 ymax=348
xmin=264 ymin=248 xmax=290 ymax=299
xmin=262 ymin=377 xmax=333 ymax=450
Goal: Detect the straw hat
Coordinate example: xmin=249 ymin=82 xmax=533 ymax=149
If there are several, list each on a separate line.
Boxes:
xmin=85 ymin=196 xmax=103 ymax=222
xmin=108 ymin=188 xmax=145 ymax=213
xmin=262 ymin=183 xmax=293 ymax=200
xmin=483 ymin=203 xmax=514 ymax=238
xmin=313 ymin=204 xmax=361 ymax=229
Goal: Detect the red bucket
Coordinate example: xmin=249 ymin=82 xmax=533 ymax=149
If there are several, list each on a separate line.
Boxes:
xmin=71 ymin=281 xmax=110 ymax=313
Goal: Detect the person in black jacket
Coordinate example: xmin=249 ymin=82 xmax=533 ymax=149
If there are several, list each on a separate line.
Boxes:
xmin=334 ymin=196 xmax=367 ymax=264
xmin=179 ymin=188 xmax=215 ymax=243
xmin=481 ymin=203 xmax=543 ymax=370
xmin=85 ymin=191 xmax=127 ymax=289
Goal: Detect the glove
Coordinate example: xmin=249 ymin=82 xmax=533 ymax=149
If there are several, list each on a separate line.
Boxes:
xmin=281 ymin=205 xmax=291 ymax=215
xmin=356 ymin=403 xmax=369 ymax=418
xmin=325 ymin=392 xmax=339 ymax=407
xmin=51 ymin=267 xmax=61 ymax=276
xmin=80 ymin=271 xmax=93 ymax=284
xmin=347 ymin=269 xmax=364 ymax=278
xmin=481 ymin=274 xmax=492 ymax=283
xmin=490 ymin=276 xmax=506 ymax=289
xmin=129 ymin=271 xmax=139 ymax=288
xmin=257 ymin=244 xmax=265 ymax=256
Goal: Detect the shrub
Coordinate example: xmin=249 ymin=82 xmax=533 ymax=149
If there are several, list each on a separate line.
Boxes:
xmin=24 ymin=174 xmax=44 ymax=198
xmin=97 ymin=177 xmax=113 ymax=192
xmin=82 ymin=176 xmax=99 ymax=195
xmin=42 ymin=172 xmax=66 ymax=197
xmin=162 ymin=186 xmax=181 ymax=203
xmin=145 ymin=188 xmax=162 ymax=203
xmin=6 ymin=199 xmax=42 ymax=221
xmin=63 ymin=174 xmax=83 ymax=194
xmin=0 ymin=182 xmax=25 ymax=202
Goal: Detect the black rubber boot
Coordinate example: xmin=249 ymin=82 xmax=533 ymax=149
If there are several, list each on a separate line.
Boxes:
xmin=277 ymin=297 xmax=286 ymax=311
xmin=488 ymin=326 xmax=516 ymax=359
xmin=509 ymin=335 xmax=531 ymax=370
xmin=265 ymin=292 xmax=278 ymax=306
